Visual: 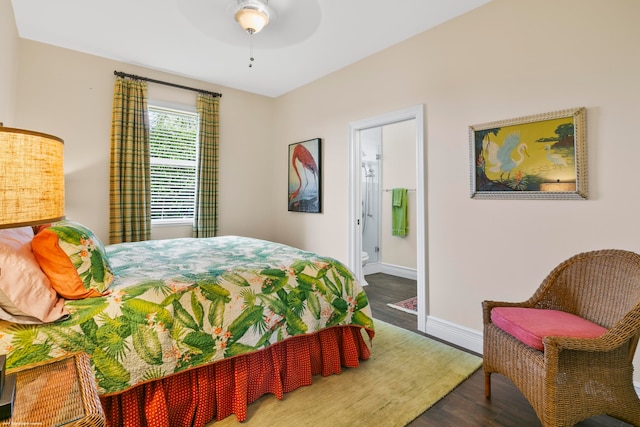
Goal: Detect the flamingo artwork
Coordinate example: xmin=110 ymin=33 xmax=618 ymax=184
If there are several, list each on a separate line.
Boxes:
xmin=288 ymin=140 xmax=321 ymax=212
xmin=483 ymin=132 xmax=529 ymax=179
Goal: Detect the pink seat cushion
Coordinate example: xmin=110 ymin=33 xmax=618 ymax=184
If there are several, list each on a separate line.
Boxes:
xmin=491 ymin=307 xmax=607 ymax=351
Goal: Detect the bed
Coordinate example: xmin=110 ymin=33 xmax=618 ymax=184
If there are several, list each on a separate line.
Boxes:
xmin=0 ymin=222 xmax=375 ymax=426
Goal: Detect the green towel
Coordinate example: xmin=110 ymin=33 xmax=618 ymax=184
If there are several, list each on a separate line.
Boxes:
xmin=391 ymin=188 xmax=408 ymax=237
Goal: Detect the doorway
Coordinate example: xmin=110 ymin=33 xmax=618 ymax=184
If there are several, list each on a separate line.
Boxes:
xmin=348 ymin=105 xmax=427 ymax=332
xmin=360 ymin=126 xmax=382 ymax=275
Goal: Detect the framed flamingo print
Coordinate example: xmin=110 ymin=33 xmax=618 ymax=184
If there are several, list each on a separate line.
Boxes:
xmin=469 ymin=107 xmax=587 ymax=200
xmin=288 ymin=138 xmax=322 ymax=212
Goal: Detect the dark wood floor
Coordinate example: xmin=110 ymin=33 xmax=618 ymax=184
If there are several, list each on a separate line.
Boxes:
xmin=364 ymin=273 xmax=632 ymax=427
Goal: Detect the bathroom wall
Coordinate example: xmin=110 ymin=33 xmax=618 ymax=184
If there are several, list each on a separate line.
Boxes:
xmin=361 ymin=119 xmax=417 ymax=277
xmin=361 ymin=127 xmax=381 ymax=267
xmin=381 ymin=120 xmax=417 ymax=271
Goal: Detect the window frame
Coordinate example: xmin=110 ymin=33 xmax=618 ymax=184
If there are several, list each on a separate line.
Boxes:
xmin=148 ymin=101 xmax=198 ymax=227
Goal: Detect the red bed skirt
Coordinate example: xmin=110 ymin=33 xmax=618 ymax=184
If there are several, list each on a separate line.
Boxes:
xmin=100 ymin=325 xmax=373 ymax=427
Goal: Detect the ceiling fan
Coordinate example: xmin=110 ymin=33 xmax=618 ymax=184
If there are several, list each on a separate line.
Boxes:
xmin=234 ymin=0 xmax=272 ymax=67
xmin=234 ymin=0 xmax=271 ymax=35
xmin=178 ymin=0 xmax=321 ymax=49
xmin=177 ymin=0 xmax=321 ymax=67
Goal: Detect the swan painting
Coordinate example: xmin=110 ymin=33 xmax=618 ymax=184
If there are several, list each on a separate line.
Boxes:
xmin=544 ymin=144 xmax=567 ymax=166
xmin=483 ymin=132 xmax=529 ymax=179
xmin=471 ymin=107 xmax=586 ymax=198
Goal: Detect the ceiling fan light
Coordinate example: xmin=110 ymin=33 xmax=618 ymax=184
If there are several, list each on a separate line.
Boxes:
xmin=235 ymin=2 xmax=270 ymax=34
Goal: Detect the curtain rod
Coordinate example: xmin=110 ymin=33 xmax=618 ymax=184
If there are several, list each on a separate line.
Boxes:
xmin=113 ymin=71 xmax=222 ymax=98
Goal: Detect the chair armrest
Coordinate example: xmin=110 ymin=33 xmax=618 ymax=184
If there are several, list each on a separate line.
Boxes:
xmin=543 ymin=311 xmax=640 ymax=363
xmin=544 ymin=307 xmax=640 ymax=352
xmin=482 ymin=300 xmax=530 ymax=324
xmin=543 ymin=332 xmax=625 ymax=353
xmin=540 ymin=334 xmax=635 ymax=379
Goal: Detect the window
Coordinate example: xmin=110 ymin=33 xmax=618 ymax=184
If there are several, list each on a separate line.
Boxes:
xmin=148 ymin=105 xmax=198 ymax=224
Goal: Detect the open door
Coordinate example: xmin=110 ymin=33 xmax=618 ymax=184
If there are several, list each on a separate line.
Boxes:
xmin=348 ymin=104 xmax=428 ymax=332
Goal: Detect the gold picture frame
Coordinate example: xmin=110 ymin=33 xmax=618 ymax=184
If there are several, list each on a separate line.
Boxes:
xmin=469 ymin=107 xmax=587 ymax=200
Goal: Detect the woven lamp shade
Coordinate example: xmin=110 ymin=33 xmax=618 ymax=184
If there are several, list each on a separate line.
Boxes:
xmin=0 ymin=126 xmax=65 ymax=229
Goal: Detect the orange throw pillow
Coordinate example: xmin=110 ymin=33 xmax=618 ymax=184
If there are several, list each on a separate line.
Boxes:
xmin=32 ymin=221 xmax=113 ymax=299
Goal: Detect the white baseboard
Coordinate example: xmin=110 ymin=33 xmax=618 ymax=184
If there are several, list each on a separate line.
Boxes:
xmin=362 ymin=262 xmax=381 ymax=276
xmin=425 ymin=315 xmax=483 ymax=355
xmin=425 ymin=315 xmax=640 ymax=395
xmin=382 ymin=263 xmax=417 ymax=280
xmin=363 ymin=262 xmax=417 ymax=280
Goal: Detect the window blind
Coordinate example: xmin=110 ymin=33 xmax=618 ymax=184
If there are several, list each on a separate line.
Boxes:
xmin=148 ymin=106 xmax=198 ymax=222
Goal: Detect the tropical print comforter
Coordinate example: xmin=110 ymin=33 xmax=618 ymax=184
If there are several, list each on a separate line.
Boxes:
xmin=0 ymin=236 xmax=374 ymax=395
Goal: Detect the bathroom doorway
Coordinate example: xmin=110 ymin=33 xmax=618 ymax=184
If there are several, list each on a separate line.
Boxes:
xmin=360 ymin=126 xmax=382 ymax=274
xmin=348 ymin=105 xmax=427 ymax=332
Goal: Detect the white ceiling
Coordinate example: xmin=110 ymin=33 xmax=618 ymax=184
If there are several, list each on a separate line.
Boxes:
xmin=11 ymin=0 xmax=491 ymax=98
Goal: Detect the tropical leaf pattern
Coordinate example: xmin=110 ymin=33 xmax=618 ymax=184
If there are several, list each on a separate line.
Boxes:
xmin=48 ymin=220 xmax=114 ymax=293
xmin=0 ymin=236 xmax=373 ymax=395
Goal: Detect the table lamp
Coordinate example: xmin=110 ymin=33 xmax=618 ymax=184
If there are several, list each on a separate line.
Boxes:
xmin=0 ymin=124 xmax=65 ymax=230
xmin=0 ymin=124 xmax=65 ymax=418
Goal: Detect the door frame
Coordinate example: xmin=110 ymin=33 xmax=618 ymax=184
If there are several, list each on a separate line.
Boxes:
xmin=348 ymin=104 xmax=427 ymax=332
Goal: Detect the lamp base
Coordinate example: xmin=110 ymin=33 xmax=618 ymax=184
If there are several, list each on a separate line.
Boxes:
xmin=0 ymin=373 xmax=16 ymax=420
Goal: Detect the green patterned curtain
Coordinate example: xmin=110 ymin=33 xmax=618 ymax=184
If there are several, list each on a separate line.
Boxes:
xmin=109 ymin=77 xmax=151 ymax=244
xmin=193 ymin=93 xmax=220 ymax=238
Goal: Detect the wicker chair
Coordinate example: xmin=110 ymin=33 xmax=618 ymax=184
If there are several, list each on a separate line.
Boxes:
xmin=482 ymin=249 xmax=640 ymax=427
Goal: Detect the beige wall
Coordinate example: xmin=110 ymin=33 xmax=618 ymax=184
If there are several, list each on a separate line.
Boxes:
xmin=273 ymin=0 xmax=640 ymax=369
xmin=0 ymin=0 xmax=18 ymax=125
xmin=6 ymin=0 xmax=640 ymax=376
xmin=381 ymin=120 xmax=417 ymax=269
xmin=13 ymin=40 xmax=276 ymax=243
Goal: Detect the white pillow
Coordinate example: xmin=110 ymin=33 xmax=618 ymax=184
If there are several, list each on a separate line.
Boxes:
xmin=0 ymin=227 xmax=68 ymax=324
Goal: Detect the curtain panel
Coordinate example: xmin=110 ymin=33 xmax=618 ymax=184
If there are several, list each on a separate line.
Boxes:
xmin=193 ymin=94 xmax=220 ymax=238
xmin=109 ymin=77 xmax=151 ymax=244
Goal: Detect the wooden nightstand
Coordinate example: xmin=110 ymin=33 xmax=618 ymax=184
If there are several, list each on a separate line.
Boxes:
xmin=1 ymin=353 xmax=105 ymax=426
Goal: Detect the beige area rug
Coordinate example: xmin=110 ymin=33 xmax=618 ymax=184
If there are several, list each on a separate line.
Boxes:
xmin=210 ymin=320 xmax=482 ymax=426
